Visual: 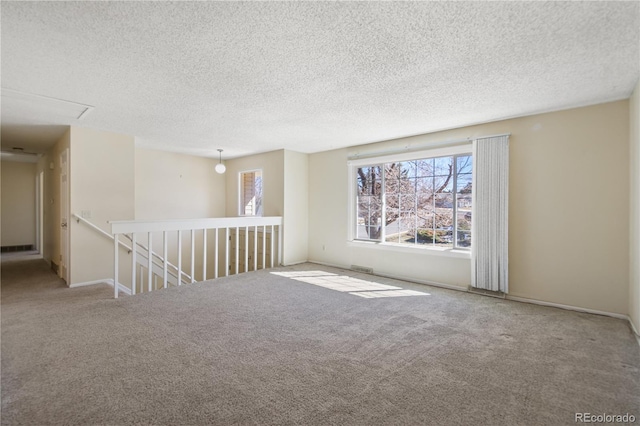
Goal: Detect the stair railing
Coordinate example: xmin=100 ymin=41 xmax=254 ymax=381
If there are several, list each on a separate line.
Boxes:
xmin=110 ymin=216 xmax=283 ymax=298
xmin=73 ymin=213 xmax=191 ymax=291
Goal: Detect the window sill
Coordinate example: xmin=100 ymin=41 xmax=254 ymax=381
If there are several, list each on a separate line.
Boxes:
xmin=347 ymin=240 xmax=471 ymax=259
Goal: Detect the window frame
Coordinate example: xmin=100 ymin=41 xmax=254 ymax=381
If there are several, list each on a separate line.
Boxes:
xmin=348 ymin=144 xmax=473 ymax=253
xmin=238 ymin=168 xmax=263 ymax=217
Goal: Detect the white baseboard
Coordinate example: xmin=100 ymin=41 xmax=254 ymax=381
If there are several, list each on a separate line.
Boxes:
xmin=506 ymin=296 xmax=639 ymax=347
xmin=506 ymin=295 xmax=628 ymax=320
xmin=69 ymin=279 xmax=132 ymax=296
xmin=308 ymin=260 xmax=640 ymax=347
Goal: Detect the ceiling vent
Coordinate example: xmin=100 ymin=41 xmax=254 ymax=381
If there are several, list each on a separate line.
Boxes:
xmin=1 ymin=88 xmax=94 ymax=120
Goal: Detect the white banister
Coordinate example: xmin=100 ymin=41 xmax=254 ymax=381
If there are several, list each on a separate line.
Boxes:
xmin=234 ymin=227 xmax=239 ymax=275
xmin=270 ymin=225 xmax=275 ymax=268
xmin=225 ymin=227 xmax=229 ymax=277
xmin=163 ymin=231 xmax=168 ymax=289
xmin=190 ymin=229 xmax=195 ymax=284
xmin=214 ymin=228 xmax=219 ymax=279
xmin=254 ymin=225 xmax=258 ymax=272
xmin=106 ymin=216 xmax=282 ymax=299
xmin=202 ymin=229 xmax=207 ymax=281
xmin=131 ymin=233 xmax=137 ymax=295
xmin=147 ymin=233 xmax=153 ymax=292
xmin=178 ymin=230 xmax=182 ymax=286
xmin=244 ymin=226 xmax=249 ymax=273
xmin=114 ymin=234 xmax=119 ymax=298
xmin=262 ymin=225 xmax=266 ymax=269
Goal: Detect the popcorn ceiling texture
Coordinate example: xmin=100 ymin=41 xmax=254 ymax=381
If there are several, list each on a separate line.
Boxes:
xmin=1 ymin=2 xmax=638 ymax=157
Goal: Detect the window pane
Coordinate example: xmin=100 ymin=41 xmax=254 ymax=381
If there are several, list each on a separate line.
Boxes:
xmin=457 ymin=155 xmax=473 ymax=175
xmin=400 ymin=161 xmax=417 ymax=179
xmin=455 ymin=161 xmax=472 ymax=248
xmin=399 ymin=212 xmax=416 ymax=244
xmin=434 ymin=190 xmax=454 ymax=247
xmin=415 ymin=159 xmax=434 ymax=178
xmin=356 ymin=166 xmax=382 ymax=240
xmin=434 ymin=157 xmax=453 ymax=177
xmin=398 ymin=177 xmax=414 ymax=195
xmin=385 ymin=212 xmax=401 ymax=243
xmin=240 ymin=170 xmax=263 ymax=216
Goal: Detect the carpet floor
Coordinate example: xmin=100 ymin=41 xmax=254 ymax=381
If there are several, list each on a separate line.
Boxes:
xmin=2 ymin=259 xmax=639 ymax=425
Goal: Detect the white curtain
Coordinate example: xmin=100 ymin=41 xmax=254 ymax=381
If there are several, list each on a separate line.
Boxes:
xmin=471 ymin=135 xmax=509 ymax=293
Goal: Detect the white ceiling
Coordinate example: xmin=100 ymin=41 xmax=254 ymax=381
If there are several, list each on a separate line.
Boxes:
xmin=1 ymin=1 xmax=638 ymax=158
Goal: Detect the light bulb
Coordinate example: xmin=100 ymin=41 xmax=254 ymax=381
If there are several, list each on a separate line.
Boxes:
xmin=215 ymin=163 xmax=226 ymax=174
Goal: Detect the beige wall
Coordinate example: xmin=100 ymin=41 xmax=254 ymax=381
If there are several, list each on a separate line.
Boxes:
xmin=630 ymin=80 xmax=640 ymax=333
xmin=70 ymin=127 xmax=135 ymax=285
xmin=224 ymin=149 xmax=309 ymax=266
xmin=283 ymin=150 xmax=309 ymax=265
xmin=1 ymin=161 xmax=37 ymax=247
xmin=135 ymin=147 xmax=225 ymax=220
xmin=308 ymin=101 xmax=630 ymax=315
xmin=135 ymin=147 xmax=226 ymax=283
xmin=225 ymin=150 xmax=284 ymax=218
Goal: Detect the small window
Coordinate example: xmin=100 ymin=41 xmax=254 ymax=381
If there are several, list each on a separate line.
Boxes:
xmin=239 ymin=170 xmax=263 ymax=216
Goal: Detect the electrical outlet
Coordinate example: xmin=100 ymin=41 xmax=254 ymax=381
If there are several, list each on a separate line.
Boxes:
xmin=81 ymin=210 xmax=91 ymax=219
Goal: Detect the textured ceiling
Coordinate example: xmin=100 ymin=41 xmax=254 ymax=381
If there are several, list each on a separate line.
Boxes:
xmin=1 ymin=1 xmax=638 ymax=158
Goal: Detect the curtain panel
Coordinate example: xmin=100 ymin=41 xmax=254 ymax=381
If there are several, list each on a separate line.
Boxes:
xmin=471 ymin=135 xmax=509 ymax=293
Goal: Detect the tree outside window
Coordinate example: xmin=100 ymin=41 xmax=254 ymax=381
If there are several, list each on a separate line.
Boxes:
xmin=355 ymin=154 xmax=472 ymax=249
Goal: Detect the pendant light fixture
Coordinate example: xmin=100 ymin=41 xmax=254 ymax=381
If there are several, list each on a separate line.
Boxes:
xmin=215 ymin=149 xmax=226 ymax=174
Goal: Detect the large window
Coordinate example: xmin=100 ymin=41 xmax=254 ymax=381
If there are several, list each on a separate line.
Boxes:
xmin=354 ymin=153 xmax=472 ymax=249
xmin=239 ymin=170 xmax=263 ymax=216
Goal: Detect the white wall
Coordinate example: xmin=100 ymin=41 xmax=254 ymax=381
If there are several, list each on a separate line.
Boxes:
xmin=135 ymin=147 xmax=225 ymax=220
xmin=283 ymin=150 xmax=309 ymax=265
xmin=70 ymin=127 xmax=135 ymax=285
xmin=224 ymin=149 xmax=309 ymax=266
xmin=225 ymin=150 xmax=284 ymax=218
xmin=1 ymin=161 xmax=37 ymax=247
xmin=630 ymin=80 xmax=640 ymax=333
xmin=309 ymin=100 xmax=630 ymax=315
xmin=135 ymin=147 xmax=226 ymax=283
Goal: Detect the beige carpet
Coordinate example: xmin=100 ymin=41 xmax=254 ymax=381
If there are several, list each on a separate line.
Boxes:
xmin=2 ymin=259 xmax=639 ymax=425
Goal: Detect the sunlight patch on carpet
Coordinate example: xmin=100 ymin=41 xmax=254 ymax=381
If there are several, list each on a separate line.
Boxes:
xmin=270 ymin=271 xmax=430 ymax=298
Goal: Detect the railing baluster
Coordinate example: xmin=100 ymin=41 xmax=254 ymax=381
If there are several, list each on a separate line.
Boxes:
xmin=190 ymin=229 xmax=195 ymax=283
xmin=270 ymin=225 xmax=274 ymax=268
xmin=163 ymin=231 xmax=168 ymax=289
xmin=225 ymin=227 xmax=229 ymax=277
xmin=214 ymin=228 xmax=219 ymax=279
xmin=114 ymin=233 xmax=119 ymax=298
xmin=235 ymin=227 xmax=239 ymax=275
xmin=147 ymin=232 xmax=153 ymax=292
xmin=177 ymin=230 xmax=182 ymax=286
xmin=202 ymin=229 xmax=207 ymax=281
xmin=278 ymin=224 xmax=282 ymax=267
xmin=244 ymin=225 xmax=249 ymax=273
xmin=254 ymin=225 xmax=258 ymax=272
xmin=131 ymin=233 xmax=137 ymax=295
xmin=107 ymin=216 xmax=283 ymax=297
xmin=262 ymin=225 xmax=266 ymax=270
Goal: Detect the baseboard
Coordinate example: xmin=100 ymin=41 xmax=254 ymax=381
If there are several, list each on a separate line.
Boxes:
xmin=628 ymin=317 xmax=640 ymax=347
xmin=506 ymin=295 xmax=629 ymax=320
xmin=69 ymin=279 xmax=132 ymax=296
xmin=308 ymin=259 xmax=640 ymax=346
xmin=281 ymin=260 xmax=308 ymax=267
